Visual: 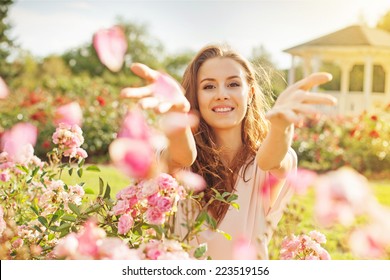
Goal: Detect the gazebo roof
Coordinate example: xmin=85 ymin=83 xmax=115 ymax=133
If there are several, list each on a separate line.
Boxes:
xmin=284 ymin=25 xmax=390 ymax=53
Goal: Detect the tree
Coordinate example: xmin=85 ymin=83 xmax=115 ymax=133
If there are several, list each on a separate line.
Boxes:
xmin=162 ymin=50 xmax=195 ymax=82
xmin=0 ymin=0 xmax=15 ymax=80
xmin=377 ymin=11 xmax=390 ymax=33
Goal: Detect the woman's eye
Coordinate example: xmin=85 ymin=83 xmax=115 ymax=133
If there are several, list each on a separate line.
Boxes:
xmin=229 ymin=82 xmax=240 ymax=87
xmin=203 ymin=84 xmax=214 ymax=90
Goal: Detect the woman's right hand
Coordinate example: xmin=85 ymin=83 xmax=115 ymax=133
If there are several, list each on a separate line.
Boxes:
xmin=121 ymin=63 xmax=190 ymax=114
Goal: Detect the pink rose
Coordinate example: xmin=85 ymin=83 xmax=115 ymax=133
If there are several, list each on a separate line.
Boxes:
xmin=118 ymin=214 xmax=134 ymax=235
xmin=146 ymin=207 xmax=165 ymax=225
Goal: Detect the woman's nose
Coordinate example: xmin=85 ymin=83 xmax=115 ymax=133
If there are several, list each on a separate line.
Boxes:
xmin=215 ymin=87 xmax=230 ymax=100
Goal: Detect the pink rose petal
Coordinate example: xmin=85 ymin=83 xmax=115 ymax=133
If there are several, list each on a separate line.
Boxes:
xmin=153 ymin=74 xmax=184 ymax=103
xmin=54 ymin=102 xmax=83 ymax=127
xmin=93 ymin=26 xmax=127 ymax=72
xmin=0 ymin=77 xmax=9 ymax=99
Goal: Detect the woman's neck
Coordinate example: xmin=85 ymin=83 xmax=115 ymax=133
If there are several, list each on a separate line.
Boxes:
xmin=213 ymin=126 xmax=243 ymax=165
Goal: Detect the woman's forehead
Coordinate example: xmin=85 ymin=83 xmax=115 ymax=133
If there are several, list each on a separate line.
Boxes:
xmin=198 ymin=57 xmax=246 ymax=81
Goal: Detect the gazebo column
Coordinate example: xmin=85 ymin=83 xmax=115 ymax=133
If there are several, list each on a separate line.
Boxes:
xmin=303 ymin=56 xmax=312 ymax=77
xmin=363 ymin=56 xmax=373 ymax=112
xmin=311 ymin=55 xmax=321 ymax=92
xmin=288 ymin=55 xmax=296 ymax=85
xmin=340 ymin=62 xmax=353 ymax=115
xmin=385 ymin=64 xmax=390 ymax=104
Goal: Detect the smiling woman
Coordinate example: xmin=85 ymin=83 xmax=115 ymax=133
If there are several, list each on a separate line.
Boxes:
xmin=121 ymin=43 xmax=337 ymax=259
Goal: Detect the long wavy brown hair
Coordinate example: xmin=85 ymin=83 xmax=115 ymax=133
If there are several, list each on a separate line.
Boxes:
xmin=182 ymin=44 xmax=271 ymax=224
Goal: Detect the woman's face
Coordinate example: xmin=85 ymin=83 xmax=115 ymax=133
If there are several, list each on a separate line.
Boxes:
xmin=197 ymin=57 xmax=251 ymax=131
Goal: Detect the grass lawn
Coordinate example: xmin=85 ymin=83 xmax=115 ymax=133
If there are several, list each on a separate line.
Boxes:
xmin=62 ymin=165 xmax=390 ymax=259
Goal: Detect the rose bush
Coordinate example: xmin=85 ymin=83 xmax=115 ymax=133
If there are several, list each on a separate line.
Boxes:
xmin=1 ymin=25 xmax=390 ymax=260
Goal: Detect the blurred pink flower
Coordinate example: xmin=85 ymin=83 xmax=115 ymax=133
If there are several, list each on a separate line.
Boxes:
xmin=287 ymin=168 xmax=318 ymax=195
xmin=349 ymin=226 xmax=388 ymax=259
xmin=118 ymin=109 xmax=151 ymax=140
xmin=93 ymin=26 xmax=127 ymax=72
xmin=153 ymin=74 xmax=185 ymax=104
xmin=175 ymin=170 xmax=206 ymax=193
xmin=232 ymin=235 xmax=257 ymax=260
xmin=118 ymin=214 xmax=134 ymax=235
xmin=0 ymin=76 xmax=9 ymax=99
xmin=314 ymin=167 xmax=373 ymax=227
xmin=54 ymin=102 xmax=83 ymax=127
xmin=98 ymin=238 xmax=141 ymax=260
xmin=75 ymin=220 xmax=106 ymax=258
xmin=54 ymin=233 xmax=79 ymax=258
xmin=0 ymin=171 xmax=10 ymax=182
xmin=109 ymin=138 xmax=153 ymax=179
xmin=0 ymin=123 xmax=38 ymax=163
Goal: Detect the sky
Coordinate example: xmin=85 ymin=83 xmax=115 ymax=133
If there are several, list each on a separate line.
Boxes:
xmin=7 ymin=0 xmax=390 ymax=68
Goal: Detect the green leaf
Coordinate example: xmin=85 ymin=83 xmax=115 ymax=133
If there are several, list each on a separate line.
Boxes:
xmin=84 ymin=188 xmax=95 ymax=195
xmin=68 ymin=168 xmax=73 ymax=176
xmin=227 ymin=194 xmax=238 ymax=202
xmin=103 ymin=184 xmax=111 ymax=199
xmin=194 ymin=243 xmax=208 ymax=258
xmin=38 ymin=216 xmax=48 ymax=228
xmin=78 ymin=158 xmax=85 ymax=167
xmin=33 ymin=225 xmax=42 ymax=233
xmin=99 ymin=177 xmax=104 ymax=196
xmin=86 ymin=165 xmax=100 ymax=172
xmin=68 ymin=203 xmax=81 ymax=216
xmin=216 ymin=229 xmax=232 ymax=240
xmin=61 ymin=214 xmax=76 ymax=222
xmin=50 ymin=209 xmax=64 ymax=225
xmin=84 ymin=204 xmax=101 ymax=214
xmin=77 ymin=168 xmax=83 ymax=178
xmin=57 ymin=222 xmax=71 ymax=231
xmin=31 ymin=166 xmax=39 ymax=177
xmin=230 ymin=202 xmax=240 ymax=210
xmin=30 ymin=205 xmax=39 ymax=216
xmin=206 ymin=214 xmax=217 ymax=230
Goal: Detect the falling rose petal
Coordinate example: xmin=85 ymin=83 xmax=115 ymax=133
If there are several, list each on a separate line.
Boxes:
xmin=54 ymin=102 xmax=83 ymax=127
xmin=349 ymin=226 xmax=388 ymax=259
xmin=0 ymin=77 xmax=9 ymax=99
xmin=232 ymin=235 xmax=257 ymax=260
xmin=175 ymin=170 xmax=206 ymax=193
xmin=314 ymin=167 xmax=372 ymax=227
xmin=118 ymin=109 xmax=151 ymax=140
xmin=109 ymin=138 xmax=154 ymax=179
xmin=160 ymin=112 xmax=199 ymax=135
xmin=0 ymin=123 xmax=38 ymax=163
xmin=93 ymin=26 xmax=127 ymax=72
xmin=153 ymin=74 xmax=184 ymax=103
xmin=286 ymin=168 xmax=318 ymax=195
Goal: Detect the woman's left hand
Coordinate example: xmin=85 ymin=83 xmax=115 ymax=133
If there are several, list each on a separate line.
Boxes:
xmin=266 ymin=72 xmax=337 ymax=128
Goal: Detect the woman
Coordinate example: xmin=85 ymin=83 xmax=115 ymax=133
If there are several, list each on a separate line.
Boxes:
xmin=121 ymin=44 xmax=336 ymax=259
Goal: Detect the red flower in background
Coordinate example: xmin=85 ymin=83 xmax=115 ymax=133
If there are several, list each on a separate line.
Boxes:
xmin=369 ymin=130 xmax=380 ymax=138
xmin=96 ymin=96 xmax=106 ymax=106
xmin=31 ymin=110 xmax=47 ymax=124
xmin=21 ymin=91 xmax=45 ymax=107
xmin=370 ymin=115 xmax=378 ymax=121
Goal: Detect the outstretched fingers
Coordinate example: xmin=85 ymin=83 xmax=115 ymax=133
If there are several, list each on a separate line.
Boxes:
xmin=292 ymin=72 xmax=333 ymax=91
xmin=120 ymin=84 xmax=155 ymax=99
xmin=130 ymin=63 xmax=160 ymax=83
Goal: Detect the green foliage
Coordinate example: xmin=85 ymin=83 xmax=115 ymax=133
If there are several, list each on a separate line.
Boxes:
xmin=377 ymin=11 xmax=390 ymax=33
xmin=0 ymin=0 xmax=15 ymax=80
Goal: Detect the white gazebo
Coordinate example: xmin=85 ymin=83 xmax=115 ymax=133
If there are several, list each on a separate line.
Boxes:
xmin=284 ymin=25 xmax=390 ymax=115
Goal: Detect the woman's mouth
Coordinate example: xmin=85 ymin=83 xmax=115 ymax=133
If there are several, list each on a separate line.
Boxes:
xmin=212 ymin=106 xmax=235 ymax=113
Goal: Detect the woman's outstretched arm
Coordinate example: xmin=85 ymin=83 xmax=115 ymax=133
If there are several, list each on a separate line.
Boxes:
xmin=256 ymin=73 xmax=337 ymax=203
xmin=121 ymin=63 xmax=197 ymax=172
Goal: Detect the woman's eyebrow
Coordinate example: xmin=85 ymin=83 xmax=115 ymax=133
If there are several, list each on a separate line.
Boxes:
xmin=199 ymin=75 xmax=242 ymax=84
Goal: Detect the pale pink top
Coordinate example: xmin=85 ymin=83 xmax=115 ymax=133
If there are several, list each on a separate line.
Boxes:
xmin=175 ymin=147 xmax=297 ymax=260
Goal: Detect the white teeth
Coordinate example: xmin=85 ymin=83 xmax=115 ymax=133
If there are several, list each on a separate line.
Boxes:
xmin=213 ymin=107 xmax=233 ymax=113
